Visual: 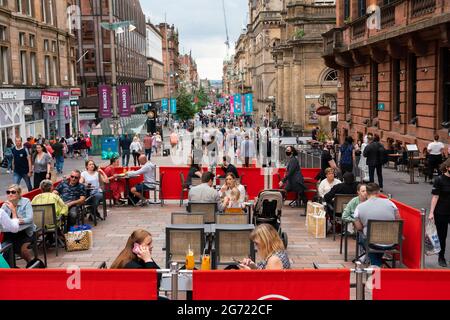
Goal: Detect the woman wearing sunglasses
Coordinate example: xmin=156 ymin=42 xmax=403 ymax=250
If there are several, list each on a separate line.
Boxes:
xmin=1 ymin=185 xmax=35 ymax=264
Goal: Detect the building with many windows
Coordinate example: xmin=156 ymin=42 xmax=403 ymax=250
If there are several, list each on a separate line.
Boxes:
xmin=159 ymin=23 xmax=180 ymax=100
xmin=323 ymin=0 xmax=450 ymax=149
xmin=0 ymin=0 xmax=79 ymax=156
xmin=76 ymin=0 xmax=147 ymax=133
xmin=145 ymin=21 xmax=165 ymax=108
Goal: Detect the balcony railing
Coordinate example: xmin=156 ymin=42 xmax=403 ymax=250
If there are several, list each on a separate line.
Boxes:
xmin=381 ymin=3 xmax=396 ymax=29
xmin=352 ymin=17 xmax=367 ymax=40
xmin=323 ymin=27 xmax=343 ymax=56
xmin=411 ymin=0 xmax=436 ymax=17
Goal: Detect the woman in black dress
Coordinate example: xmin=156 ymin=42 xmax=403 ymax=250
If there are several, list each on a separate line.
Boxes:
xmin=279 ymin=146 xmax=306 ymax=207
xmin=429 ymin=158 xmax=450 ymax=267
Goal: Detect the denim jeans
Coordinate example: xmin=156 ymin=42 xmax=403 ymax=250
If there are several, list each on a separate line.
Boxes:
xmin=122 ymin=150 xmax=130 ymax=167
xmin=358 ymin=234 xmax=384 ymax=267
xmin=55 ymin=156 xmax=64 ymax=174
xmin=13 ymin=172 xmax=33 ymax=191
xmin=145 ymin=148 xmax=152 ymax=160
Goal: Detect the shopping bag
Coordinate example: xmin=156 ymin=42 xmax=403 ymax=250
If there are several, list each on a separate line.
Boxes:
xmin=425 ymin=220 xmax=441 ymax=256
xmin=65 ymin=230 xmax=92 ymax=252
xmin=306 ymin=201 xmax=324 ymax=227
xmin=307 ymin=206 xmax=326 ymax=239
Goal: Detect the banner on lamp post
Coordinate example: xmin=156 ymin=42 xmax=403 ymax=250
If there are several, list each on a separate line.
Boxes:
xmin=230 ymin=95 xmax=235 ymax=115
xmin=234 ymin=94 xmax=242 ymax=115
xmin=170 ymin=98 xmax=177 ymax=114
xmin=162 ymin=99 xmax=168 ymax=112
xmin=244 ymin=93 xmax=253 ymax=114
xmin=118 ymin=85 xmax=131 ymax=117
xmin=98 ymin=85 xmax=112 ymax=118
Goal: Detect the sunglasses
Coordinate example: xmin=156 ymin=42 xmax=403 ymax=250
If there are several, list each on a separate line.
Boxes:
xmin=6 ymin=190 xmax=17 ymax=195
xmin=70 ymin=175 xmax=80 ymax=179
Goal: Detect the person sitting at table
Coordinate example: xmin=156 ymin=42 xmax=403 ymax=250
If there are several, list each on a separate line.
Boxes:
xmin=239 ymin=224 xmax=290 ymax=270
xmin=219 ymin=172 xmax=246 ymax=203
xmin=220 ymin=156 xmax=239 ymax=178
xmin=54 ymin=170 xmax=86 ymax=230
xmin=0 ymin=208 xmax=19 ymax=233
xmin=110 ymin=229 xmax=164 ymax=298
xmin=185 ymin=161 xmax=202 ymax=188
xmin=318 ymin=168 xmax=341 ymax=199
xmin=80 ymin=160 xmax=108 ymax=217
xmin=1 ymin=185 xmax=35 ymax=264
xmin=104 ymin=157 xmax=126 ymax=206
xmin=32 ymin=180 xmax=68 ymax=225
xmin=127 ymin=155 xmax=157 ymax=206
xmin=188 ymin=171 xmax=221 ymax=204
xmin=354 ymin=183 xmax=401 ymax=267
xmin=222 ymin=187 xmax=243 ymax=209
xmin=324 ymin=172 xmax=358 ymax=206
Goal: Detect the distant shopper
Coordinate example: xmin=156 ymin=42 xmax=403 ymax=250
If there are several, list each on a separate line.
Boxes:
xmin=120 ymin=134 xmax=132 ymax=167
xmin=12 ymin=137 xmax=33 ymax=192
xmin=363 ymin=135 xmax=385 ymax=192
xmin=339 ymin=136 xmax=355 ymax=175
xmin=427 ymin=135 xmax=445 ymax=184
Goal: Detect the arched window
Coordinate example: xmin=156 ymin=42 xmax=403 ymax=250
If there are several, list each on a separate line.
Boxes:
xmin=323 ymin=69 xmax=338 ymax=82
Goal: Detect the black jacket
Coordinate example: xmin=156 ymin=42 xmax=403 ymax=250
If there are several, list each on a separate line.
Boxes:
xmin=324 ymin=182 xmax=358 ymax=204
xmin=282 ymin=156 xmax=305 ymax=193
xmin=363 ymin=142 xmax=385 ymax=167
xmin=125 ymin=259 xmax=161 ymax=289
xmin=221 ymin=164 xmax=239 ymax=178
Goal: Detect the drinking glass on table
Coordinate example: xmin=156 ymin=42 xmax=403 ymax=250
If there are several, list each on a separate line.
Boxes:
xmin=186 ymin=247 xmax=195 ymax=270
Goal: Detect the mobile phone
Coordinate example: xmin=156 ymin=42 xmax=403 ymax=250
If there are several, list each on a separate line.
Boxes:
xmin=132 ymin=243 xmax=140 ymax=255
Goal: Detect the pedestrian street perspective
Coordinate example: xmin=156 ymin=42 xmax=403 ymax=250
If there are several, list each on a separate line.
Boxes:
xmin=1 ymin=0 xmax=450 ymax=305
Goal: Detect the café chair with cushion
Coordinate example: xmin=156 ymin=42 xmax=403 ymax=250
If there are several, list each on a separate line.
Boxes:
xmin=171 ymin=212 xmax=205 ymax=225
xmin=0 ymin=243 xmax=14 ymax=268
xmin=365 ymin=219 xmax=403 ymax=268
xmin=32 ymin=207 xmax=51 ymax=267
xmin=212 ymin=226 xmax=255 ymax=269
xmin=330 ymin=194 xmax=356 ymax=241
xmin=187 ymin=202 xmax=217 ymax=224
xmin=165 ymin=225 xmax=205 ymax=268
xmin=216 ymin=213 xmax=248 ymax=224
xmin=32 ymin=204 xmax=62 ymax=258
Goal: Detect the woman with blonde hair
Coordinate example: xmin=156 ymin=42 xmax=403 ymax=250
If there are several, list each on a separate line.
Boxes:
xmin=239 ymin=224 xmax=291 ymax=270
xmin=219 ymin=172 xmax=246 ymax=203
xmin=130 ymin=136 xmax=143 ymax=167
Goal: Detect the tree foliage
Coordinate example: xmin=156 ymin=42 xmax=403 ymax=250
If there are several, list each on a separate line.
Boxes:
xmin=175 ymin=88 xmax=196 ymax=120
xmin=195 ymin=87 xmax=210 ymax=110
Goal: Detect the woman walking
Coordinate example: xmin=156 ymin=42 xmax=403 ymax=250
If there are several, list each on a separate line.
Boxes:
xmin=31 ymin=144 xmax=52 ymax=190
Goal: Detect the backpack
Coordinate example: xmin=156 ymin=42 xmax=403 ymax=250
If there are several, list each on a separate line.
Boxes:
xmin=340 ymin=144 xmax=353 ymax=165
xmin=4 ymin=147 xmax=12 ymax=157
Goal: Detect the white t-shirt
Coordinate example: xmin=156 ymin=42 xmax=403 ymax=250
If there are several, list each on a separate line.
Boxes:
xmin=81 ymin=171 xmax=101 ymax=192
xmin=0 ymin=208 xmax=19 ymax=233
xmin=428 ymin=141 xmax=445 ymax=155
xmin=318 ymin=178 xmax=342 ymax=198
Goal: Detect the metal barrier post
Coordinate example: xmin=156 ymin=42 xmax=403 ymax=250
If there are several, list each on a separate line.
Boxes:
xmin=170 ymin=262 xmax=179 ymax=300
xmin=387 ymin=194 xmax=393 ymax=200
xmin=355 ymin=261 xmax=365 ymax=301
xmin=420 ymin=208 xmax=427 ymax=269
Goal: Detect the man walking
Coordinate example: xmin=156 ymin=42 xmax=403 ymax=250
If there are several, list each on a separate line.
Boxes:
xmin=52 ymin=138 xmax=65 ymax=174
xmin=363 ymin=135 xmax=385 ymax=192
xmin=427 ymin=135 xmax=445 ymax=183
xmin=11 ymin=137 xmax=33 ymax=191
xmin=120 ymin=133 xmax=132 ymax=167
xmin=240 ymin=134 xmax=256 ymax=168
xmin=143 ymin=133 xmax=153 ymax=160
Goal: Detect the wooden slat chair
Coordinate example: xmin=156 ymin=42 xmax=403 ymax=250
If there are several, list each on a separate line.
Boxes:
xmin=187 ymin=202 xmax=217 ymax=224
xmin=213 ymin=226 xmax=255 ymax=269
xmin=365 ymin=219 xmax=403 ymax=268
xmin=171 ymin=212 xmax=205 ymax=225
xmin=165 ymin=226 xmax=205 ymax=268
xmin=216 ymin=213 xmax=248 ymax=224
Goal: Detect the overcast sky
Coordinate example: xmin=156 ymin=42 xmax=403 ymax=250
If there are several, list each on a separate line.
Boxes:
xmin=141 ymin=0 xmax=248 ymax=80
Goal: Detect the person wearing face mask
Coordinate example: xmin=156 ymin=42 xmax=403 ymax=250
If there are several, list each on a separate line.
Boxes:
xmin=279 ymin=146 xmax=306 ymax=207
xmin=429 ymin=158 xmax=450 ymax=267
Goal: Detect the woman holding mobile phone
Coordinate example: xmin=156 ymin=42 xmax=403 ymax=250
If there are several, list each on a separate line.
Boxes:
xmin=239 ymin=224 xmax=291 ymax=270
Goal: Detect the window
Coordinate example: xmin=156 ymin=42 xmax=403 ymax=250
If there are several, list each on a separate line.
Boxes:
xmin=19 ymin=32 xmax=26 ymax=46
xmin=408 ymin=53 xmax=417 ymax=122
xmin=0 ymin=46 xmax=9 ymax=84
xmin=442 ymin=48 xmax=450 ymax=124
xmin=392 ymin=59 xmax=401 ymax=120
xmin=344 ymin=0 xmax=350 ymax=20
xmin=52 ymin=57 xmax=58 ymax=85
xmin=0 ymin=0 xmax=7 ymax=7
xmin=30 ymin=52 xmax=37 ymax=85
xmin=29 ymin=34 xmax=35 ymax=48
xmin=69 ymin=61 xmax=75 ymax=86
xmin=44 ymin=39 xmax=49 ymax=51
xmin=42 ymin=0 xmax=54 ymax=25
xmin=371 ymin=60 xmax=379 ymax=118
xmin=323 ymin=69 xmax=338 ymax=82
xmin=344 ymin=68 xmax=350 ymax=115
xmin=51 ymin=41 xmax=56 ymax=53
xmin=16 ymin=0 xmax=22 ymax=12
xmin=44 ymin=55 xmax=50 ymax=85
xmin=0 ymin=25 xmax=7 ymax=41
xmin=148 ymin=64 xmax=152 ymax=79
xmin=358 ymin=0 xmax=366 ymax=17
xmin=20 ymin=50 xmax=27 ymax=84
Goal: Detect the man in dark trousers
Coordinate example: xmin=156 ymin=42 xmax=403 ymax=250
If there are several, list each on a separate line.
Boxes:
xmin=119 ymin=133 xmax=132 ymax=167
xmin=363 ymin=135 xmax=385 ymax=192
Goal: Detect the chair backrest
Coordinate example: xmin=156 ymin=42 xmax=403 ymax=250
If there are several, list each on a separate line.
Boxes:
xmin=188 ymin=202 xmax=217 ymax=223
xmin=180 ymin=172 xmax=185 ymax=185
xmin=166 ymin=226 xmax=205 ymax=268
xmin=171 ymin=212 xmax=205 ymax=224
xmin=191 ymin=178 xmax=202 ymax=186
xmin=216 ymin=213 xmax=248 ymax=224
xmin=215 ymin=227 xmax=255 ymax=266
xmin=32 ymin=203 xmax=57 ymax=230
xmin=367 ymin=220 xmax=403 ymax=246
xmin=333 ymin=194 xmax=357 ymax=215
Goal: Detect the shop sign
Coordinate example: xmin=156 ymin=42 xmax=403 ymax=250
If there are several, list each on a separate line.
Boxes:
xmin=79 ymin=113 xmax=97 ymax=120
xmin=71 ymin=88 xmax=81 ymax=96
xmin=1 ymin=91 xmax=17 ymax=100
xmin=316 ymin=106 xmax=332 ymax=116
xmin=24 ymin=106 xmax=33 ymax=115
xmin=305 ymin=94 xmax=320 ymax=99
xmin=42 ymin=91 xmax=60 ymax=105
xmin=25 ymin=89 xmax=41 ymax=100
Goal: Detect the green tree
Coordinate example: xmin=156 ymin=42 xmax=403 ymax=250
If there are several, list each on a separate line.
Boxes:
xmin=176 ymin=88 xmax=196 ymax=120
xmin=195 ymin=87 xmax=210 ymax=110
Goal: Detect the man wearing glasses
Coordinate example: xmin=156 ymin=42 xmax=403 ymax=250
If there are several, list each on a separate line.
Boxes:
xmin=54 ymin=170 xmax=86 ymax=230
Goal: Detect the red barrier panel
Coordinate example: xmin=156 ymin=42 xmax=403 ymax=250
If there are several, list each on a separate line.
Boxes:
xmin=379 ymin=194 xmax=423 ymax=269
xmin=192 ymin=270 xmax=350 ymax=300
xmin=272 ymin=168 xmax=320 ymax=201
xmin=238 ymin=167 xmax=266 ymax=199
xmin=372 ymin=270 xmax=450 ymax=300
xmin=0 ymin=269 xmax=157 ymax=300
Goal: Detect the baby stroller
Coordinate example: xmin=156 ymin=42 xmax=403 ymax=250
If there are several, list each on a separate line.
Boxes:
xmin=253 ymin=190 xmax=288 ymax=248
